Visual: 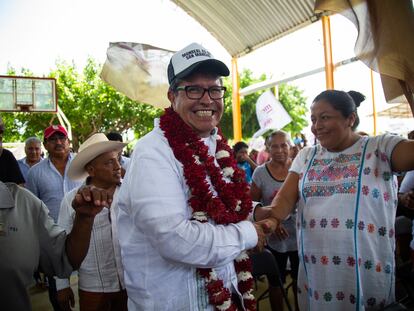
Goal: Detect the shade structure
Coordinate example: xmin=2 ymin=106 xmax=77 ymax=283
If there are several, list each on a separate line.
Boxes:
xmin=172 ymin=0 xmax=320 ymax=58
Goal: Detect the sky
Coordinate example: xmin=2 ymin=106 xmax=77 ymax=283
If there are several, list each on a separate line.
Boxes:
xmin=0 ymin=0 xmax=411 ymax=137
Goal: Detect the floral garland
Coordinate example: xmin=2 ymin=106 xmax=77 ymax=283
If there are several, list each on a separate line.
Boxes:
xmin=160 ymin=107 xmax=256 ymax=311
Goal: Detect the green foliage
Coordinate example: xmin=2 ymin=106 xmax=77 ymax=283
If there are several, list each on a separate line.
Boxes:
xmin=1 ymin=58 xmax=162 ymax=150
xmin=221 ymin=69 xmax=308 ymax=140
xmin=278 ymin=83 xmax=308 ymax=135
xmin=1 ymin=62 xmax=308 ymax=149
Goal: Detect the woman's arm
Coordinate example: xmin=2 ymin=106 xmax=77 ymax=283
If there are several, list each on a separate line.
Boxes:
xmin=250 ymin=181 xmax=262 ymax=202
xmin=391 ymin=140 xmax=414 ymax=172
xmin=256 ymin=172 xmax=299 ymax=232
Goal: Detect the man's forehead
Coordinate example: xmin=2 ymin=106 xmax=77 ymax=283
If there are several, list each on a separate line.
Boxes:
xmin=90 ymin=149 xmax=120 ymax=164
xmin=27 ymin=141 xmax=41 ymax=147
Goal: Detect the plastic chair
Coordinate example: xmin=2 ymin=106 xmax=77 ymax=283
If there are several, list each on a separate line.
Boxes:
xmin=251 ymin=250 xmax=293 ymax=311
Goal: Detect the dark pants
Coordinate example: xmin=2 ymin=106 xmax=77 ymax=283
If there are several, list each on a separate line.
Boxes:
xmin=47 ymin=276 xmax=63 ymax=311
xmin=269 ymin=249 xmax=299 ymax=283
xmin=251 ymin=249 xmax=283 ymax=287
xmin=78 ymin=289 xmax=128 ymax=311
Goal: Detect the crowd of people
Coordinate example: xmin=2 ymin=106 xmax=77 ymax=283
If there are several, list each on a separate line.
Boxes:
xmin=0 ymin=42 xmax=414 ymax=311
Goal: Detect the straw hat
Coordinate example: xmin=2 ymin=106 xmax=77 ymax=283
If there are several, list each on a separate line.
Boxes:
xmin=68 ymin=133 xmax=127 ymax=180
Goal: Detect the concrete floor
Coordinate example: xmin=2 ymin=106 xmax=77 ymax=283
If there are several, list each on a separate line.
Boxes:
xmin=29 ymin=275 xmax=295 ymax=311
xmin=30 ymin=275 xmax=80 ymax=311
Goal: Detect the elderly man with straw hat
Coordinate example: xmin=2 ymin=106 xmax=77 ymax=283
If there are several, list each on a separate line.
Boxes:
xmin=56 ymin=133 xmax=128 ymax=311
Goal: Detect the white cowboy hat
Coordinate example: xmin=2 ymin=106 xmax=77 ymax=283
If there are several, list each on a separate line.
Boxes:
xmin=68 ymin=133 xmax=127 ymax=180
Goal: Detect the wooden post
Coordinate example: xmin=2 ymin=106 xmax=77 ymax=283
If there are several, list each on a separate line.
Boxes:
xmin=321 ymin=16 xmax=334 ymax=89
xmin=370 ymin=70 xmax=377 ymax=135
xmin=231 ymin=57 xmax=242 ymax=141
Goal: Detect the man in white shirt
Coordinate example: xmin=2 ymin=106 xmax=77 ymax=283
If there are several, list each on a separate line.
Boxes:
xmin=18 ymin=136 xmax=43 ymax=182
xmin=56 ymin=133 xmax=128 ymax=311
xmin=117 ymin=43 xmax=267 ymax=311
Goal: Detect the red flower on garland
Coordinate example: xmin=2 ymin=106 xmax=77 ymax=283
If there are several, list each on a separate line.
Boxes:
xmin=160 ymin=107 xmax=256 ymax=311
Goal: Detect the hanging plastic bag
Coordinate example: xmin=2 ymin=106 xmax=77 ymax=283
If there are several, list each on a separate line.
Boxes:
xmin=100 ymin=42 xmax=174 ymax=109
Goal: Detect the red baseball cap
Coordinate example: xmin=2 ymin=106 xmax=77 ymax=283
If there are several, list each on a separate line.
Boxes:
xmin=44 ymin=125 xmax=68 ymax=139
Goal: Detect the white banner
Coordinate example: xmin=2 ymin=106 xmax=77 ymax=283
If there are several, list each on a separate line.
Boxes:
xmin=253 ymin=90 xmax=292 ymax=138
xmin=100 ymin=42 xmax=174 ymax=109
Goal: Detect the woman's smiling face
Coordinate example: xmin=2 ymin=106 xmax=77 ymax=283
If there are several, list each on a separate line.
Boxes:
xmin=311 ymin=99 xmax=355 ymax=152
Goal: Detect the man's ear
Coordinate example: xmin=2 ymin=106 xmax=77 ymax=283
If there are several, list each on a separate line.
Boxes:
xmin=85 ymin=163 xmax=95 ymax=177
xmin=167 ymin=89 xmax=176 ymax=110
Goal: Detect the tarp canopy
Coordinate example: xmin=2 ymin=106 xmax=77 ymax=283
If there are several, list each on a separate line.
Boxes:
xmin=315 ymin=0 xmax=414 ymax=111
xmin=172 ymin=0 xmax=320 ymax=58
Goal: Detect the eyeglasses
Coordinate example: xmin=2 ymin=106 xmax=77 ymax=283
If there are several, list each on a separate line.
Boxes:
xmin=47 ymin=136 xmax=68 ymax=143
xmin=175 ymin=85 xmax=226 ymax=100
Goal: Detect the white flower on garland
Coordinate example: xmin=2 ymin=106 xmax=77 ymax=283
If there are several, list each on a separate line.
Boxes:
xmin=242 ymin=290 xmax=255 ymax=300
xmin=216 ymin=298 xmax=232 ymax=311
xmin=193 ymin=155 xmax=202 ymax=165
xmin=236 ymin=251 xmax=249 ymax=262
xmin=235 ymin=200 xmax=242 ymax=212
xmin=222 ymin=167 xmax=234 ymax=178
xmin=206 ymin=270 xmax=218 ymax=283
xmin=237 ymin=271 xmax=253 ymax=282
xmin=193 ymin=211 xmax=208 ymax=222
xmin=216 ymin=150 xmax=230 ymax=160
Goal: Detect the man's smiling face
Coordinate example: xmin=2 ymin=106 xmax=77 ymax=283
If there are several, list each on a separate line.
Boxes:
xmin=168 ymin=72 xmax=224 ymax=138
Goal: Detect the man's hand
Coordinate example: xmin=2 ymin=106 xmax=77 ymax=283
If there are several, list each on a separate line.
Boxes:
xmin=256 ymin=217 xmax=279 ymax=234
xmin=57 ymin=287 xmax=75 ymax=311
xmin=72 ymin=185 xmax=113 ymax=218
xmin=253 ymin=223 xmax=267 ymax=252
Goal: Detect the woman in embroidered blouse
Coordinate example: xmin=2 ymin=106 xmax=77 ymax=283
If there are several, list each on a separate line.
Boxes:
xmin=260 ymin=89 xmax=414 ymax=311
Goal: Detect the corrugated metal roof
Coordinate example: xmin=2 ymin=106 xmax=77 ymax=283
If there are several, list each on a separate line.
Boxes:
xmin=172 ymin=0 xmax=320 ymax=57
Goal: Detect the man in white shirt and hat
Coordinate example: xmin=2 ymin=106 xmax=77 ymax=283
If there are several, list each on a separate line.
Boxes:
xmin=117 ymin=42 xmax=267 ymax=311
xmin=56 ymin=133 xmax=128 ymax=311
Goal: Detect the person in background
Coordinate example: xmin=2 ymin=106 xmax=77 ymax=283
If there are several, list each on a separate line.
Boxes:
xmin=396 ymin=170 xmax=414 ymax=264
xmin=259 ymin=89 xmax=414 ymax=310
xmin=289 ymin=145 xmax=300 ymax=161
xmin=251 ymin=130 xmax=299 ymax=311
xmin=395 ymin=129 xmax=414 ymax=265
xmin=56 ymin=133 xmax=127 ymax=311
xmin=117 ymin=42 xmax=266 ymax=310
xmin=256 ymin=147 xmax=270 ymax=165
xmin=293 ymin=134 xmax=303 ymax=147
xmin=18 ymin=136 xmax=43 ymax=182
xmin=0 ymin=116 xmax=25 ymax=185
xmin=18 ymin=136 xmax=46 ymax=287
xmin=0 ymin=180 xmax=112 ymax=311
xmin=106 ymin=132 xmax=130 ymax=177
xmin=233 ymin=141 xmax=257 ymax=183
xmin=26 ymin=124 xmax=83 ymax=311
xmin=249 ymin=148 xmax=259 ymax=163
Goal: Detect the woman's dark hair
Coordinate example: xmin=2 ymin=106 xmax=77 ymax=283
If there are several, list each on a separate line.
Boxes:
xmin=233 ymin=141 xmax=248 ymax=154
xmin=313 ymin=90 xmax=365 ymax=131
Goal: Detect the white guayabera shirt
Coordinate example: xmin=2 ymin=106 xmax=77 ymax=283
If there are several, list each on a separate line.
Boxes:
xmin=117 ymin=119 xmax=258 ymax=311
xmin=56 ymin=186 xmax=125 ymax=292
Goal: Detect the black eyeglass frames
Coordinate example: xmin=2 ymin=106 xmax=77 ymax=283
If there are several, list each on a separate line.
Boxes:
xmin=175 ymin=85 xmax=226 ymax=100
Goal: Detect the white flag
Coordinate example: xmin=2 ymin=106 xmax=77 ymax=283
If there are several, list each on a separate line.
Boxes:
xmin=100 ymin=42 xmax=174 ymax=109
xmin=253 ymin=90 xmax=292 ymax=138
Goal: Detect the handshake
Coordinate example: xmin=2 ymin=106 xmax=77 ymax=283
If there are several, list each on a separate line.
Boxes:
xmin=253 ymin=217 xmax=279 ymax=252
